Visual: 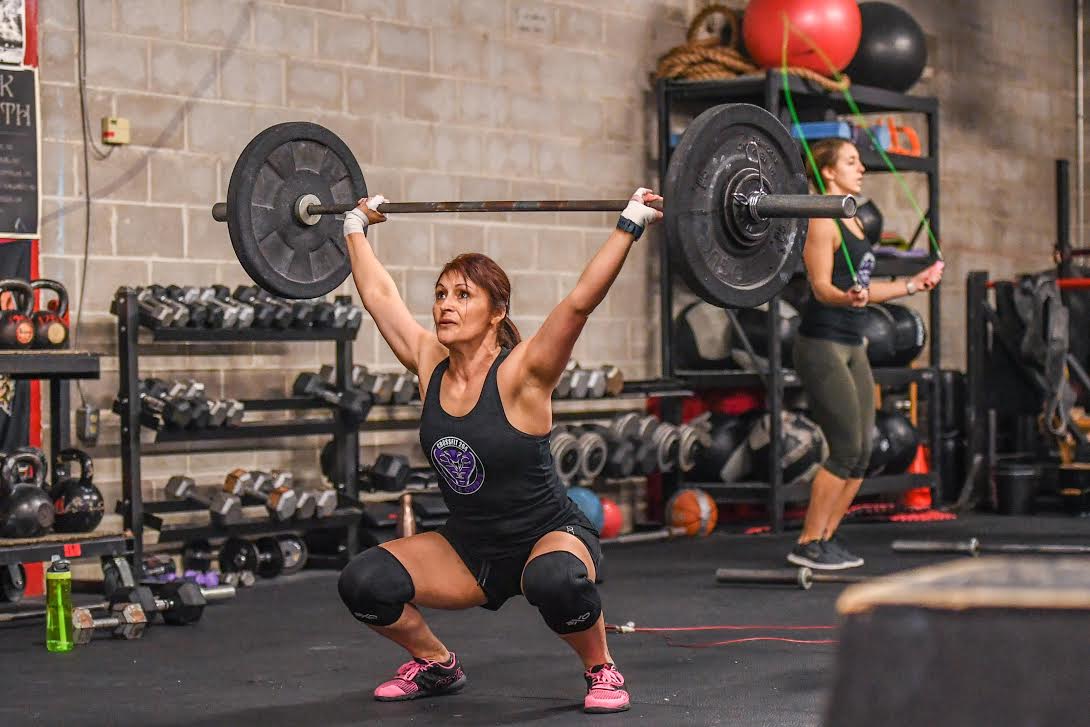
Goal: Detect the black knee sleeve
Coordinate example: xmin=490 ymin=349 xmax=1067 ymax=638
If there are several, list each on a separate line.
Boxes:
xmin=337 ymin=547 xmax=415 ymax=626
xmin=522 ymin=551 xmax=601 ymax=634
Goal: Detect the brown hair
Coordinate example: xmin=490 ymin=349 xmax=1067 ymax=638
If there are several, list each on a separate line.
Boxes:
xmin=806 ymin=138 xmax=853 ymax=191
xmin=436 ymin=253 xmax=522 ymax=350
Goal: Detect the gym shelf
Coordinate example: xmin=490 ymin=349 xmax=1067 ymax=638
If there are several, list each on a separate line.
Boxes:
xmin=696 ymin=474 xmax=935 ymax=505
xmin=143 ymin=326 xmax=357 ymax=343
xmin=0 ymin=350 xmax=101 ymax=379
xmin=146 ymin=509 xmax=361 ymax=544
xmin=153 ymin=420 xmax=339 ymax=443
xmin=113 ymin=288 xmax=366 ymax=577
xmin=0 ymin=533 xmax=132 ymax=566
xmin=657 ymin=73 xmax=943 ymax=532
xmin=676 ymin=367 xmax=934 ymax=390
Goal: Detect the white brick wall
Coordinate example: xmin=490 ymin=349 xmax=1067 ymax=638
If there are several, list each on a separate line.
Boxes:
xmin=34 ymin=0 xmax=1077 ymax=502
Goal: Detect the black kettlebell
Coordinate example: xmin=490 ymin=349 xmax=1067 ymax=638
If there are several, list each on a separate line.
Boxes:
xmin=0 ymin=279 xmax=36 ymax=349
xmin=30 ymin=279 xmax=69 ymax=349
xmin=52 ymin=448 xmax=104 ymax=533
xmin=0 ymin=451 xmax=56 ymax=537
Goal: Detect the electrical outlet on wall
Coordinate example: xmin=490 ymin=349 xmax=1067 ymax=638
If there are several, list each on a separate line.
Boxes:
xmin=101 ymin=117 xmax=130 ymax=145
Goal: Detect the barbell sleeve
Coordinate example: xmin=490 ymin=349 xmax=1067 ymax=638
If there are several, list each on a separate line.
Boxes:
xmin=211 ymin=195 xmax=857 ymax=223
xmin=751 ymin=194 xmax=857 ymax=220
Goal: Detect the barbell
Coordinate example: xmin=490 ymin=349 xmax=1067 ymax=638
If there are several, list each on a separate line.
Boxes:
xmin=211 ymin=103 xmax=856 ymax=309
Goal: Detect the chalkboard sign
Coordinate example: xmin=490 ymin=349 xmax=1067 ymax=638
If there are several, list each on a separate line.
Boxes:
xmin=0 ymin=66 xmax=38 ymax=238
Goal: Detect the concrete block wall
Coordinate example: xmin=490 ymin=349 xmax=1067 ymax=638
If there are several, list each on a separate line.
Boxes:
xmin=36 ymin=0 xmax=690 ymax=506
xmin=33 ymin=0 xmax=1078 ymax=508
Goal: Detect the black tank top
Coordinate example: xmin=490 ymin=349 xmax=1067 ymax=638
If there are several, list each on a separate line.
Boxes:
xmin=798 ymin=219 xmax=877 ymax=345
xmin=418 ymin=349 xmax=588 ymax=557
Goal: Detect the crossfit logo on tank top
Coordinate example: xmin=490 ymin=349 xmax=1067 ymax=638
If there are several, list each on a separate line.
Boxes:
xmin=856 ymin=251 xmax=876 ymax=288
xmin=431 ymin=436 xmax=486 ymax=495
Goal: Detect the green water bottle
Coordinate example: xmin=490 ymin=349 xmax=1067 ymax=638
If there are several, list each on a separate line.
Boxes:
xmin=46 ymin=557 xmax=74 ymax=653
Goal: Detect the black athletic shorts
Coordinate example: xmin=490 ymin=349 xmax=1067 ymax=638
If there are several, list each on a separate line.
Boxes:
xmin=437 ymin=520 xmax=602 ymax=611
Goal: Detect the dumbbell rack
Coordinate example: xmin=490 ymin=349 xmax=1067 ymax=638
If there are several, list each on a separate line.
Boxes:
xmin=655 ymin=73 xmax=942 ymax=532
xmin=0 ymin=350 xmax=133 ymax=567
xmin=113 ymin=289 xmax=364 ymax=577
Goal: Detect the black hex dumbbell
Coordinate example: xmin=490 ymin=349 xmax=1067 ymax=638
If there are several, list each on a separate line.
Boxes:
xmin=112 ymin=286 xmax=175 ymax=328
xmin=194 ymin=287 xmax=241 ymax=328
xmin=109 ymin=581 xmax=235 ymax=625
xmin=254 ymin=290 xmax=314 ymax=328
xmin=223 ymin=468 xmax=296 ymax=521
xmin=231 ymin=285 xmax=282 ymax=328
xmin=165 ymin=475 xmax=242 ymax=526
xmin=293 ymin=372 xmax=371 ymax=418
xmin=114 ymin=380 xmax=192 ymax=429
xmin=390 ymin=372 xmax=419 ymax=405
xmin=210 ymin=285 xmax=255 ymax=327
xmin=251 ymin=470 xmax=316 ymax=520
xmin=331 ymin=300 xmax=363 ymax=329
xmin=360 ymin=453 xmax=412 ymax=492
xmin=552 ymin=359 xmax=579 ymax=399
xmin=356 ymin=367 xmax=396 ymax=404
xmin=142 ymin=285 xmax=191 ymax=327
xmin=162 ymin=285 xmax=211 ymax=328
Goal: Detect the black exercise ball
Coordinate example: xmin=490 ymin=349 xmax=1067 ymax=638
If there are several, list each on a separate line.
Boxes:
xmin=844 ymin=2 xmax=928 ymax=93
xmin=732 ymin=300 xmax=800 ymax=368
xmin=690 ymin=413 xmax=754 ymax=482
xmin=861 ymin=305 xmax=897 ymax=366
xmin=855 ymin=198 xmax=883 ymax=246
xmin=882 ymin=303 xmax=927 ymax=365
xmin=675 ymin=300 xmax=733 ymax=370
xmin=875 ymin=410 xmax=919 ymax=475
xmin=866 ymin=420 xmax=892 ymax=476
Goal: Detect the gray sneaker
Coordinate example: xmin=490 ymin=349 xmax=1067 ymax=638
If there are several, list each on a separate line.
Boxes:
xmin=823 ymin=534 xmax=864 ymax=568
xmin=786 ymin=540 xmax=853 ymax=570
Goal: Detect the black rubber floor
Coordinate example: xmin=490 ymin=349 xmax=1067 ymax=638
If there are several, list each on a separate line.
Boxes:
xmin=2 ymin=514 xmax=1088 ymax=726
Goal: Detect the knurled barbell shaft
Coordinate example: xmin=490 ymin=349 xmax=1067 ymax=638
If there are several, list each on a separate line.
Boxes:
xmin=211 ymin=195 xmax=856 ymax=223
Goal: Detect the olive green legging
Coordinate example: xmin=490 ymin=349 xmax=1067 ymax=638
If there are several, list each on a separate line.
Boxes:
xmin=793 ymin=335 xmax=875 ymax=479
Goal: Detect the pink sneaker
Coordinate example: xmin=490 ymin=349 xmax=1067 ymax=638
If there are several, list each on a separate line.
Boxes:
xmin=373 ymin=653 xmax=466 ymax=702
xmin=583 ymin=663 xmax=630 ymax=714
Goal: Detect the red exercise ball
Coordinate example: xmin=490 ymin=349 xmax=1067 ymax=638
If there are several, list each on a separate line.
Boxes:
xmin=599 ymin=497 xmax=623 ymax=539
xmin=742 ymin=0 xmax=862 ymax=74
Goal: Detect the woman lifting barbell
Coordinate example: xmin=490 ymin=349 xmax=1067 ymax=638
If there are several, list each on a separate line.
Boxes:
xmin=335 ymin=188 xmax=663 ymax=713
xmin=789 ymin=139 xmax=944 ymax=571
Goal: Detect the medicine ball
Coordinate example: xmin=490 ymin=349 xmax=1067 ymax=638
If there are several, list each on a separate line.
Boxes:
xmin=861 ymin=305 xmax=898 ymax=366
xmin=844 ymin=2 xmax=928 ymax=93
xmin=599 ymin=497 xmax=623 ymax=539
xmin=882 ymin=303 xmax=927 ymax=365
xmin=666 ymin=488 xmax=718 ymax=536
xmin=743 ymin=0 xmax=862 ymax=73
xmin=674 ymin=300 xmax=733 ymax=370
xmin=866 ymin=420 xmax=892 ymax=476
xmin=731 ymin=300 xmax=799 ymax=368
xmin=875 ymin=410 xmax=919 ymax=475
xmin=567 ymin=486 xmax=604 ymax=531
xmin=748 ymin=411 xmax=829 ymax=488
xmin=855 ymin=198 xmax=883 ymax=246
xmin=690 ymin=412 xmax=758 ymax=483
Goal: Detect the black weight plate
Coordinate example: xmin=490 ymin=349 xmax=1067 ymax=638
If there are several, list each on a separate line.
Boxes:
xmin=664 ymin=103 xmax=807 ymax=309
xmin=226 ymin=122 xmax=367 ymax=299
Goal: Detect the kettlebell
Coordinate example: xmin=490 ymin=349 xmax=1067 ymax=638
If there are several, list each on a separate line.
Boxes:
xmin=0 ymin=280 xmax=35 ymax=349
xmin=0 ymin=451 xmax=56 ymax=537
xmin=30 ymin=279 xmax=69 ymax=349
xmin=52 ymin=448 xmax=104 ymax=533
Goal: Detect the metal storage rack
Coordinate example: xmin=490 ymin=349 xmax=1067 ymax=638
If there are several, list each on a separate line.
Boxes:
xmin=655 ymin=72 xmax=943 ymax=532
